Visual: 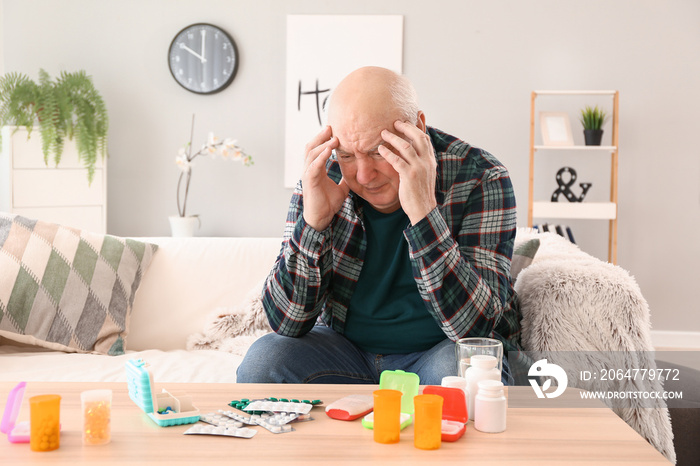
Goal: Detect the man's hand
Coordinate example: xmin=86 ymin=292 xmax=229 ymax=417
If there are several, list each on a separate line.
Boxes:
xmin=301 ymin=126 xmax=349 ymax=231
xmin=378 ymin=120 xmax=437 ymax=225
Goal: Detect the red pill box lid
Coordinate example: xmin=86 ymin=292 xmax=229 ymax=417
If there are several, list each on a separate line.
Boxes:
xmin=422 ymin=385 xmax=468 ymax=423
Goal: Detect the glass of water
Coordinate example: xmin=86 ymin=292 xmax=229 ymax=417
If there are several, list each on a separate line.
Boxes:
xmin=455 ymin=337 xmax=503 ymax=377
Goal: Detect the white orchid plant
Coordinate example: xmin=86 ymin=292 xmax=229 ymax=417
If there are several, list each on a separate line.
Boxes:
xmin=175 ymin=115 xmax=253 ymax=217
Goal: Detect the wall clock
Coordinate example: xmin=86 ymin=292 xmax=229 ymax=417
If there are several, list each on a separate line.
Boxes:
xmin=168 ymin=23 xmax=239 ymax=94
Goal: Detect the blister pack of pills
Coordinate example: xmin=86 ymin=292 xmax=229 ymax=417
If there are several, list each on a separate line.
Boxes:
xmin=210 ymin=410 xmax=300 ymax=434
xmin=288 ymin=413 xmax=313 ymax=423
xmin=217 ymin=409 xmax=257 ymax=425
xmin=250 ymin=416 xmax=294 ymax=434
xmin=243 ymin=400 xmax=312 ymax=415
xmin=250 ymin=412 xmax=298 ymax=426
xmin=200 ymin=412 xmax=245 ymax=429
xmin=219 ymin=409 xmax=309 ymax=425
xmin=183 ymin=423 xmax=256 ymax=439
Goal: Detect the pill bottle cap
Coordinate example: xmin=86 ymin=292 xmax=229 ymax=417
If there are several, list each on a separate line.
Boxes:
xmin=441 ymin=376 xmax=467 ymax=390
xmin=471 ymin=354 xmax=498 ymax=370
xmin=477 ymin=380 xmax=505 ymax=397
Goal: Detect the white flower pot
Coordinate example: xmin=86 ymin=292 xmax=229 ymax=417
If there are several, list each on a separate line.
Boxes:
xmin=169 ymin=215 xmax=200 ymax=237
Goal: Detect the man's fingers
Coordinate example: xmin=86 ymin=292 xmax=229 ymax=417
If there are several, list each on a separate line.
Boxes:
xmin=380 ymin=129 xmax=417 ymax=168
xmin=393 ymin=120 xmax=432 ymax=154
xmin=304 ymin=135 xmax=338 ymax=170
xmin=394 ymin=120 xmax=427 ymax=142
xmin=381 ymin=129 xmax=413 ymax=154
xmin=306 ymin=146 xmax=335 ymax=178
xmin=303 ymin=126 xmax=333 ymax=163
xmin=315 ymin=145 xmax=333 ymax=166
xmin=378 ymin=144 xmax=408 ymax=172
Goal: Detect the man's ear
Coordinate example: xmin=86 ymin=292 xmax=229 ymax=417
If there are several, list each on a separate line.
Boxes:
xmin=416 ymin=111 xmax=426 ymax=132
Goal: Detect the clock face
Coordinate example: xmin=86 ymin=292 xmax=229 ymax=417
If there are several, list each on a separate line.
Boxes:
xmin=168 ymin=23 xmax=238 ymax=94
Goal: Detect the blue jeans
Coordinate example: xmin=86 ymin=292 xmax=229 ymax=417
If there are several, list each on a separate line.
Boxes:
xmin=237 ymin=326 xmax=513 ymax=386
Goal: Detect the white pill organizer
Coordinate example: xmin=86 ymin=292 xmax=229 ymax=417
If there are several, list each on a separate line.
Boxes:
xmin=126 ymin=359 xmax=200 ymax=427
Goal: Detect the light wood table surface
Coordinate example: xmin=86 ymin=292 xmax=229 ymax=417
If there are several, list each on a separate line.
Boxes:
xmin=0 ymin=382 xmax=669 ymax=465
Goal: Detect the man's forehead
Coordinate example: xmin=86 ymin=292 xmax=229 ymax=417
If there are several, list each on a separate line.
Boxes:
xmin=333 ymin=123 xmax=404 ymax=154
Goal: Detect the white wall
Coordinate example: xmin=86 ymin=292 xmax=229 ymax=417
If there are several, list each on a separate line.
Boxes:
xmin=2 ymin=0 xmax=699 ymax=336
xmin=0 ymin=0 xmax=3 ymax=76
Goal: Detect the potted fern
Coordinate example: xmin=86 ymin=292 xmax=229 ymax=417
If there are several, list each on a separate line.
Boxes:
xmin=0 ymin=69 xmax=108 ymax=183
xmin=579 ymin=105 xmax=608 ymax=146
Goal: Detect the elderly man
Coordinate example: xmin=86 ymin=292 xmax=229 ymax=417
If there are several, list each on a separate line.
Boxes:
xmin=237 ymin=67 xmax=521 ymax=385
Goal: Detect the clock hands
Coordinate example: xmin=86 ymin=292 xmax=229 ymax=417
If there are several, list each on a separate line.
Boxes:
xmin=201 ymin=30 xmax=206 ymax=63
xmin=179 ymin=43 xmax=207 ymax=63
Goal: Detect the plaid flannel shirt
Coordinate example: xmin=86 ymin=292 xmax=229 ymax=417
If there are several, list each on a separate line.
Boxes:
xmin=263 ymin=127 xmax=522 ymax=355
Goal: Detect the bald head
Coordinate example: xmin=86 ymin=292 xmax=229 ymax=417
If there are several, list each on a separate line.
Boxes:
xmin=327 ymin=67 xmax=420 ymax=127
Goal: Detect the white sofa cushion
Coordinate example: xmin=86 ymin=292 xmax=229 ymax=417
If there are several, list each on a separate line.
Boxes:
xmin=0 ymin=343 xmax=243 ymax=383
xmin=127 ymin=237 xmax=281 ymax=351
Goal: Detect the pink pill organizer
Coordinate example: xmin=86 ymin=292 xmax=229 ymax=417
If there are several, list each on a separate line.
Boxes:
xmin=1 ymin=382 xmax=30 ymax=443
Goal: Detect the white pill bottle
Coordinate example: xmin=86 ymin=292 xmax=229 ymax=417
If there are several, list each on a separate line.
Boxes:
xmin=474 ymin=379 xmax=507 ymax=433
xmin=464 ymin=354 xmax=500 ymax=421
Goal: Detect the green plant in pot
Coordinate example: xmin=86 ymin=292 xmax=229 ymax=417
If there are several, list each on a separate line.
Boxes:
xmin=0 ymin=69 xmax=108 ymax=183
xmin=579 ymin=105 xmax=608 ymax=146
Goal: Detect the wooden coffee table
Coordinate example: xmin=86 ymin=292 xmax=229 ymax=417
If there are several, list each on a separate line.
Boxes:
xmin=0 ymin=382 xmax=670 ymax=465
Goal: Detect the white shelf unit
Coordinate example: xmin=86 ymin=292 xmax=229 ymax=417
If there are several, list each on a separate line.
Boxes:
xmin=532 ymin=202 xmax=617 ymax=220
xmin=0 ymin=126 xmax=107 ymax=233
xmin=528 ymin=90 xmax=620 ymax=263
xmin=534 ymin=145 xmax=617 ymax=151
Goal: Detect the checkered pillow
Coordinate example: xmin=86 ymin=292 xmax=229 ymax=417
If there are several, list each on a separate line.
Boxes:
xmin=0 ymin=213 xmax=157 ymax=355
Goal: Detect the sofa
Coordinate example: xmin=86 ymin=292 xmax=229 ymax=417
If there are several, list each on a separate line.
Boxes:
xmin=0 ymin=228 xmax=696 ymax=464
xmin=0 ymin=236 xmax=282 ymax=383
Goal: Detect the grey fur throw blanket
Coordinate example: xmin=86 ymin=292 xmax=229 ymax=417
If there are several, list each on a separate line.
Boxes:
xmin=514 ymin=230 xmax=675 ymax=463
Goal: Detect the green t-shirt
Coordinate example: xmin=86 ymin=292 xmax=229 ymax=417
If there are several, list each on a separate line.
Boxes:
xmin=343 ymin=201 xmax=446 ymax=354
